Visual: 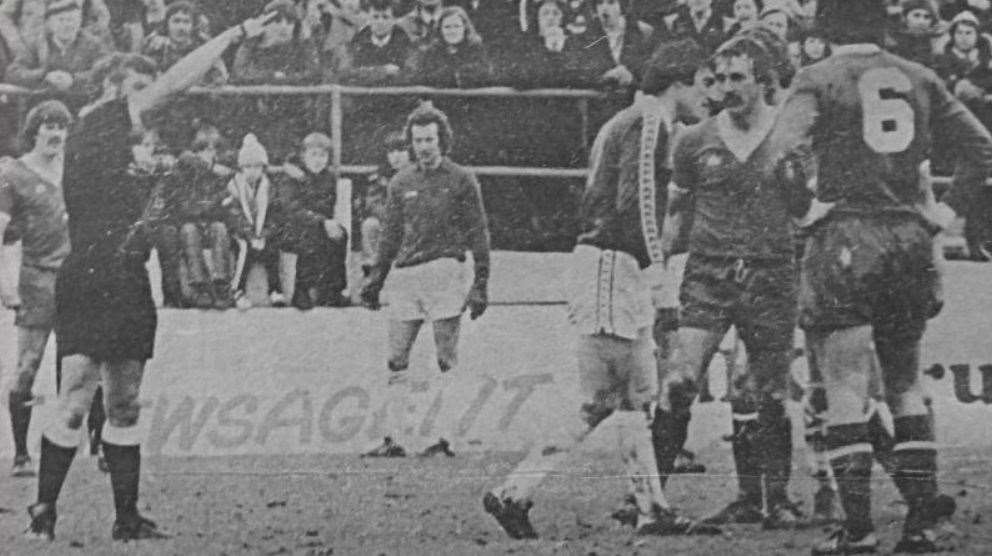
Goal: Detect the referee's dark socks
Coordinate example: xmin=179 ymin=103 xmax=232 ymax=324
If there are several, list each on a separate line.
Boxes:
xmin=651 ymin=379 xmax=695 ymax=488
xmin=757 ymin=400 xmax=792 ymax=506
xmin=9 ymin=390 xmax=33 ymax=457
xmin=102 ymin=424 xmax=142 ymax=518
xmin=891 ymin=414 xmax=938 ymax=531
xmin=729 ymin=401 xmax=762 ymax=505
xmin=826 ymin=422 xmax=874 ymax=536
xmin=37 ymin=429 xmax=79 ymax=506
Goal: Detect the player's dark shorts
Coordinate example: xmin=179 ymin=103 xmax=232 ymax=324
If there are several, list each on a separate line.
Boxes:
xmin=15 ymin=265 xmax=57 ymax=329
xmin=798 ymin=213 xmax=939 ymax=343
xmin=55 ymin=254 xmax=157 ymax=361
xmin=680 ymin=253 xmax=797 ymax=352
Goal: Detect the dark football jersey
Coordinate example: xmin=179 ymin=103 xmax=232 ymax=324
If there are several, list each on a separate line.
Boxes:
xmin=774 ymin=44 xmax=992 ymax=215
xmin=672 ymin=112 xmax=795 ymax=261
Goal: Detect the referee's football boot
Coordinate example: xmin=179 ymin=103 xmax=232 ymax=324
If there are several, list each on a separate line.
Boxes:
xmin=811 ymin=528 xmax=879 ymax=555
xmin=25 ymin=503 xmax=56 ymax=541
xmin=893 ymin=496 xmax=959 ymax=554
xmin=112 ymin=512 xmax=170 ymax=541
xmin=483 ymin=491 xmax=537 ymax=539
xmin=12 ymin=454 xmax=35 ymax=477
xmin=419 ymin=438 xmax=455 ymax=457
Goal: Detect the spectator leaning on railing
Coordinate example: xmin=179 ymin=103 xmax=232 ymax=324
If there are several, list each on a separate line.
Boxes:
xmin=564 ymin=0 xmax=653 ymax=95
xmin=416 ymin=6 xmax=493 ymax=88
xmin=0 ymin=0 xmax=111 ymax=62
xmin=5 ymin=0 xmax=111 ymax=107
xmin=333 ymin=0 xmax=416 ymax=85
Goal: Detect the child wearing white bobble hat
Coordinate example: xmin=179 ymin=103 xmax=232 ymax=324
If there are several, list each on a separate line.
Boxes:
xmin=224 ymin=133 xmax=287 ymax=308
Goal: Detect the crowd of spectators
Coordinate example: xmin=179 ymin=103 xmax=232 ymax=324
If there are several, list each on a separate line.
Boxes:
xmin=3 ymin=0 xmax=992 ymax=310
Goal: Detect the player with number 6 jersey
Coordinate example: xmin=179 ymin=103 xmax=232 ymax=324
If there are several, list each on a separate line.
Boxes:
xmin=770 ymin=1 xmax=992 ymax=554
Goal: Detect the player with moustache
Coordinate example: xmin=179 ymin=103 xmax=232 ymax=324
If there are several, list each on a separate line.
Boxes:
xmin=25 ymin=10 xmax=277 ymax=543
xmin=653 ymin=31 xmax=810 ymax=531
xmin=0 ymin=100 xmax=73 ymax=478
xmin=483 ymin=39 xmax=722 ymax=540
xmin=772 ymin=1 xmax=992 ymax=553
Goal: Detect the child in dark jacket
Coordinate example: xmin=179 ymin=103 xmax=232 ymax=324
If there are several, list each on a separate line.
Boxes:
xmin=279 ymin=132 xmax=350 ymax=309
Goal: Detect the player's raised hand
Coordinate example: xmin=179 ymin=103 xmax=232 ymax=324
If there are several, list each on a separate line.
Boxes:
xmin=241 ymin=11 xmax=279 ymax=40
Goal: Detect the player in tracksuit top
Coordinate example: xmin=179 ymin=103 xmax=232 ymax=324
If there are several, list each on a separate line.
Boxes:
xmin=771 ymin=1 xmax=992 ymax=553
xmin=482 ymin=39 xmax=721 ymax=540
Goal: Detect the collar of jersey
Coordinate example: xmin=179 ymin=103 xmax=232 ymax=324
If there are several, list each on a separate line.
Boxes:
xmin=715 ymin=106 xmax=779 ymax=163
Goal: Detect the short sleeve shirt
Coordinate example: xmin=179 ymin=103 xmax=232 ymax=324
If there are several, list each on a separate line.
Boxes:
xmin=0 ymin=157 xmax=70 ymax=269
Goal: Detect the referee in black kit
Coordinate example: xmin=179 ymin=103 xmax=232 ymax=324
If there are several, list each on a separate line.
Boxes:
xmin=25 ymin=10 xmax=277 ymax=543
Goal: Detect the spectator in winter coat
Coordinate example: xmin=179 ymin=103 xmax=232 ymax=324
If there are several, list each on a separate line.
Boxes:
xmin=725 ymin=0 xmax=762 ymax=37
xmin=416 ymin=6 xmax=493 ymax=88
xmin=278 ymin=133 xmax=349 ymax=309
xmin=887 ymin=0 xmax=944 ymax=68
xmin=0 ymin=0 xmax=110 ymax=61
xmin=166 ymin=126 xmax=236 ymax=309
xmin=231 ymin=0 xmax=322 ymax=161
xmin=360 ymin=131 xmax=409 ymax=273
xmin=5 ymin=0 xmax=110 ymax=108
xmin=564 ymin=0 xmax=653 ymax=94
xmin=334 ymin=0 xmax=416 ymax=85
xmin=142 ymin=1 xmax=226 ymax=82
xmin=508 ymin=0 xmax=572 ymax=88
xmin=664 ymin=0 xmax=727 ymax=54
xmin=225 ymin=134 xmax=288 ymax=309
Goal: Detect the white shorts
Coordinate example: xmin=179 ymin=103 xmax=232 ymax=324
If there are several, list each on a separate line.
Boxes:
xmin=387 ymin=257 xmax=469 ymax=322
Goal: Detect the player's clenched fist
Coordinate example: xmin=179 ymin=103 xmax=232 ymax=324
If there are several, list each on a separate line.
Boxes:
xmin=465 ymin=283 xmax=487 ymax=320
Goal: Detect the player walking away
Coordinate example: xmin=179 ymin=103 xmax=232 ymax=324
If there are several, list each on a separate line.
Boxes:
xmin=653 ymin=31 xmax=807 ymax=532
xmin=0 ymin=100 xmax=73 ymax=478
xmin=771 ymin=1 xmax=992 ymax=553
xmin=359 ymin=103 xmax=489 ymax=458
xmin=483 ymin=40 xmax=722 ymax=540
xmin=26 ymin=11 xmax=275 ymax=542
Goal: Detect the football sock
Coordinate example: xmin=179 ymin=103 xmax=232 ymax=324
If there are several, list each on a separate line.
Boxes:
xmin=9 ymin=390 xmax=32 ymax=457
xmin=616 ymin=410 xmax=670 ymax=515
xmin=102 ymin=424 xmax=143 ymax=519
xmin=651 ymin=380 xmax=694 ymax=488
xmin=827 ymin=422 xmax=874 ymax=536
xmin=866 ymin=401 xmax=894 ymax=474
xmin=891 ymin=414 xmax=938 ymax=532
xmin=37 ymin=434 xmax=78 ymax=506
xmin=729 ymin=403 xmax=762 ymax=505
xmin=757 ymin=400 xmax=792 ymax=507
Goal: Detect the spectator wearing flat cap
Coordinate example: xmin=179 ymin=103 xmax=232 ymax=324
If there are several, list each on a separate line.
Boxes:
xmin=5 ymin=0 xmax=112 ymax=109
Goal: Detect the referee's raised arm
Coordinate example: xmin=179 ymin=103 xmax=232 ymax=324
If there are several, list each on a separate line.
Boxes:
xmin=127 ymin=10 xmax=277 ymax=120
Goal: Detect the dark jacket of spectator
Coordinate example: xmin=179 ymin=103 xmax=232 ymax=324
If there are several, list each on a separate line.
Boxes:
xmin=663 ymin=3 xmax=727 ymax=54
xmin=5 ymin=29 xmax=109 ymax=96
xmin=231 ymin=35 xmax=322 ymax=84
xmin=275 ymin=164 xmax=337 ymax=247
xmin=335 ymin=24 xmax=416 ymax=85
xmin=0 ymin=0 xmax=111 ymax=60
xmin=508 ymin=31 xmax=572 ymax=87
xmin=448 ymin=0 xmax=522 ymax=61
xmin=934 ymin=24 xmax=992 ymax=97
xmin=417 ymin=40 xmax=493 ymax=88
xmin=563 ymin=18 xmax=654 ymax=90
xmin=164 ymin=152 xmax=231 ymax=225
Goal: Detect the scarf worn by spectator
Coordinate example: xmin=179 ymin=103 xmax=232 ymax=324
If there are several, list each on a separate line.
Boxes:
xmin=229 ymin=172 xmax=272 ymax=239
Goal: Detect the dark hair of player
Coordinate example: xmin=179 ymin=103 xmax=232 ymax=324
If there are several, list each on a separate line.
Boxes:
xmin=815 ymin=0 xmax=887 ymax=46
xmin=19 ymin=100 xmax=73 ymax=151
xmin=640 ymin=39 xmax=707 ymax=96
xmin=738 ymin=25 xmax=796 ymax=89
xmin=405 ymin=102 xmax=454 ymax=155
xmin=91 ymin=52 xmax=159 ymax=91
xmin=363 ymin=0 xmax=394 ymax=13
